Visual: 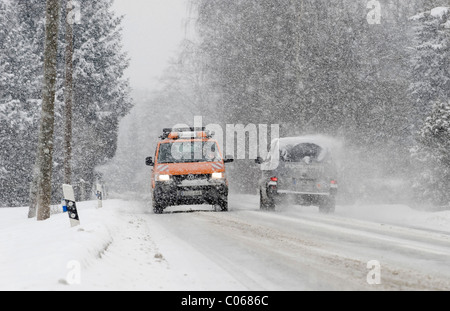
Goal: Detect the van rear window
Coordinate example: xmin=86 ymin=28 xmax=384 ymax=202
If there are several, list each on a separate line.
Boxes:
xmin=280 ymin=143 xmax=322 ymax=162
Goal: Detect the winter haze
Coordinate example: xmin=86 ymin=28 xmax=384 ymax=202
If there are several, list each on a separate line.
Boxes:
xmin=112 ymin=0 xmax=189 ymax=90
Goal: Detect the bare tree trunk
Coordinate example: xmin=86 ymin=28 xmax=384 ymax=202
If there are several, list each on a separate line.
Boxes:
xmin=35 ymin=0 xmax=60 ymax=221
xmin=64 ymin=0 xmax=74 ymax=185
xmin=28 ymin=160 xmax=39 ymax=218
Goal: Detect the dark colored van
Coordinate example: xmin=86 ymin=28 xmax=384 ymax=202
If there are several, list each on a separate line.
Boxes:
xmin=255 ymin=136 xmax=338 ymax=213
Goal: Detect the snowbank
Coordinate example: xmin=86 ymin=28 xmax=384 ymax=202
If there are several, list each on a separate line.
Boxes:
xmin=337 ymin=203 xmax=450 ymax=234
xmin=0 ymin=199 xmax=247 ymax=291
xmin=0 ymin=201 xmax=120 ymax=290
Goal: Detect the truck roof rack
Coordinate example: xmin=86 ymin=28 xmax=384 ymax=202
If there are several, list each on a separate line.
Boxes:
xmin=160 ymin=127 xmax=211 ymax=140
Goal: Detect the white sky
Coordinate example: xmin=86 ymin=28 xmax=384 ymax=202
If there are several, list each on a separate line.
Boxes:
xmin=112 ymin=0 xmax=190 ymax=91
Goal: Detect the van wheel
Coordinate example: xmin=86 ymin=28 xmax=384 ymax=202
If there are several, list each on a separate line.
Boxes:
xmin=319 ymin=196 xmax=335 ymax=214
xmin=260 ymin=190 xmax=275 ymax=211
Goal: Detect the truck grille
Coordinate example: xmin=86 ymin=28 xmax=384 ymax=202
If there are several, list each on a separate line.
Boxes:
xmin=172 ymin=174 xmax=210 ymax=183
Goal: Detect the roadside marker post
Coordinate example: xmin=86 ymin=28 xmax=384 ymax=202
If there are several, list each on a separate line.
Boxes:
xmin=96 ymin=184 xmax=103 ymax=209
xmin=62 ymin=184 xmax=80 ymax=227
xmin=61 ymin=199 xmax=67 ymax=213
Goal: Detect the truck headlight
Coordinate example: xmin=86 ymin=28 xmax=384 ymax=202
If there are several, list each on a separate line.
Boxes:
xmin=212 ymin=172 xmax=224 ymax=179
xmin=156 ymin=174 xmax=171 ymax=182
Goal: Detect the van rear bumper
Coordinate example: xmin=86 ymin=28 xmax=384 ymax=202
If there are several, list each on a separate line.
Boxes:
xmin=267 ymin=187 xmax=337 ymax=204
xmin=277 ymin=190 xmax=330 ymax=196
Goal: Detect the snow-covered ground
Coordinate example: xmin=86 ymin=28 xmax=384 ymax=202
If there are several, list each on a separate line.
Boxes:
xmin=1 ymin=194 xmax=450 ymax=291
xmin=0 ymin=199 xmax=243 ymax=291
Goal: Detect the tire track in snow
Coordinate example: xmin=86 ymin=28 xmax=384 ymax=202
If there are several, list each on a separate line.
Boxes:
xmin=189 ymin=205 xmax=450 ymax=290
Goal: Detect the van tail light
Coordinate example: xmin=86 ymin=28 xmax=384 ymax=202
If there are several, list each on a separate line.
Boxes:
xmin=268 ymin=177 xmax=278 ymax=190
xmin=331 ymin=180 xmax=337 ymax=184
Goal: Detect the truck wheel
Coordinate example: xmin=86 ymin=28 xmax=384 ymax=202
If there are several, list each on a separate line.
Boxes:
xmin=152 ymin=199 xmax=165 ymax=214
xmin=319 ymin=196 xmax=336 ymax=214
xmin=219 ymin=198 xmax=228 ymax=212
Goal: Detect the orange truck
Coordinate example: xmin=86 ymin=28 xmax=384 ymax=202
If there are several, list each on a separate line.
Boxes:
xmin=145 ymin=127 xmax=234 ymax=214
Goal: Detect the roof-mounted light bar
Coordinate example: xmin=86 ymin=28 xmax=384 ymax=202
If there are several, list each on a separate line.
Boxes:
xmin=160 ymin=127 xmax=214 ymax=140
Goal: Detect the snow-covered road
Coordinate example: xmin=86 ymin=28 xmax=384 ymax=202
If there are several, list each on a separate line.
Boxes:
xmin=2 ymin=194 xmax=450 ymax=291
xmin=140 ymin=195 xmax=450 ymax=291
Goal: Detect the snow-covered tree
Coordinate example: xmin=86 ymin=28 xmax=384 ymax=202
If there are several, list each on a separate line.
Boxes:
xmin=409 ymin=7 xmax=450 ymax=130
xmin=1 ymin=0 xmax=132 ymax=207
xmin=408 ymin=7 xmax=449 ymax=209
xmin=411 ymin=101 xmax=450 ymax=208
xmin=0 ymin=1 xmax=43 ymax=208
xmin=67 ymin=0 xmax=132 ymax=199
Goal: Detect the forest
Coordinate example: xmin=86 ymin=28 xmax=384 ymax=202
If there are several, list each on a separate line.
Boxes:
xmin=0 ymin=0 xmax=132 ymax=207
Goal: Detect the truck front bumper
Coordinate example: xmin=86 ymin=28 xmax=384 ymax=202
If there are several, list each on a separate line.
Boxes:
xmin=153 ymin=181 xmax=228 ymax=206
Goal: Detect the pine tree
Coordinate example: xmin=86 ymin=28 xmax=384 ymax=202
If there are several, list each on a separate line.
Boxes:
xmin=1 ymin=0 xmax=131 ymax=208
xmin=410 ymin=6 xmax=450 ymax=209
xmin=411 ymin=101 xmax=450 ymax=208
xmin=0 ymin=1 xmax=43 ymax=208
xmin=69 ymin=0 xmax=132 ymax=199
xmin=410 ymin=6 xmax=450 ymax=130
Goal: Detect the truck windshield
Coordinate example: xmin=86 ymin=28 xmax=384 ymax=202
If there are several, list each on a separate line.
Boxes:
xmin=157 ymin=141 xmax=222 ymax=164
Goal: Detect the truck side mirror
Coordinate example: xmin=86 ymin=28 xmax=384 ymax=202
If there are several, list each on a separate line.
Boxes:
xmin=255 ymin=156 xmax=264 ymax=164
xmin=224 ymin=155 xmax=234 ymax=164
xmin=145 ymin=157 xmax=154 ymax=166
